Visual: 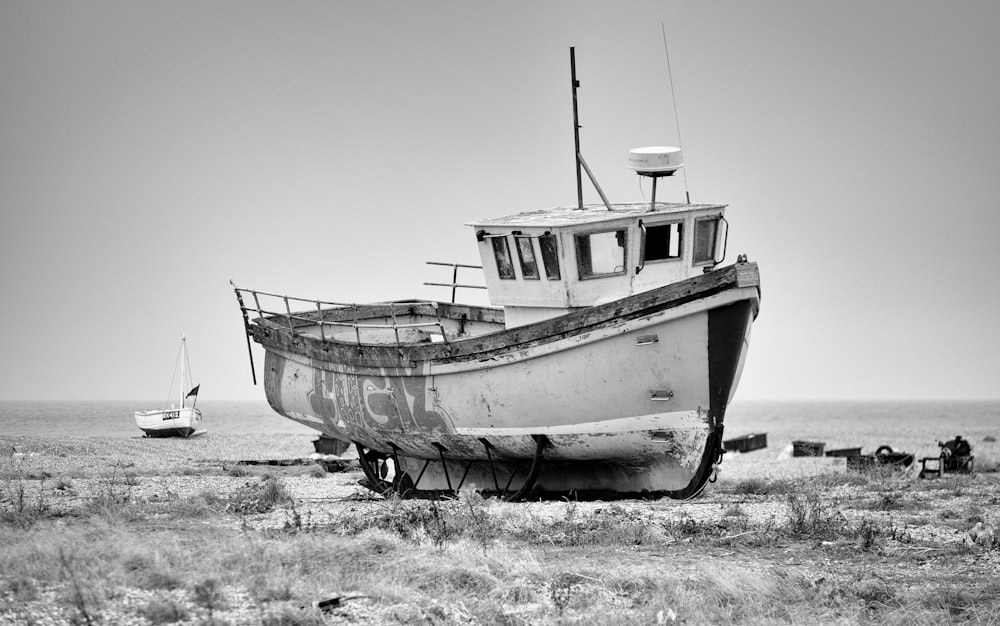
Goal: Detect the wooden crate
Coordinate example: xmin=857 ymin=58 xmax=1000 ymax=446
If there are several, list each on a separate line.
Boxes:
xmin=723 ymin=433 xmax=768 ymax=453
xmin=792 ymin=440 xmax=826 ymax=457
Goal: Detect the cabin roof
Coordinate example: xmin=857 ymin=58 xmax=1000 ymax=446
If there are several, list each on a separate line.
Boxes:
xmin=467 ymin=202 xmax=727 ymax=229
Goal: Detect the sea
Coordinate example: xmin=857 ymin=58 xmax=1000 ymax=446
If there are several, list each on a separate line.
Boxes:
xmin=1 ymin=400 xmax=998 ymax=461
xmin=0 ymin=400 xmax=315 ymax=439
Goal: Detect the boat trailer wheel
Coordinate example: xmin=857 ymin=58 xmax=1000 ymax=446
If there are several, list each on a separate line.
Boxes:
xmin=355 ymin=443 xmax=396 ymax=495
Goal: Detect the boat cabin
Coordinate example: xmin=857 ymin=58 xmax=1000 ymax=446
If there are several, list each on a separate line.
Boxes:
xmin=468 ymin=201 xmax=729 ymax=328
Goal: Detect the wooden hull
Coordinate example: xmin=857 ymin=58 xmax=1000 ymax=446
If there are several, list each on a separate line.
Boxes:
xmin=134 ymin=407 xmax=202 ymax=438
xmin=250 ymin=262 xmax=760 ymax=499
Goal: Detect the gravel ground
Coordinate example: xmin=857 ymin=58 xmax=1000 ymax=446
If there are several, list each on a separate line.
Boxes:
xmin=3 ymin=434 xmax=999 ymax=625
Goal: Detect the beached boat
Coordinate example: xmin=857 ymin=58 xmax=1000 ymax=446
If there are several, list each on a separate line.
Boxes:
xmin=134 ymin=334 xmax=204 ymax=438
xmin=232 ymin=50 xmax=760 ymax=500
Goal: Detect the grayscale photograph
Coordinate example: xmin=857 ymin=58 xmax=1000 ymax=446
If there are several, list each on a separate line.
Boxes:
xmin=2 ymin=2 xmax=998 ymax=624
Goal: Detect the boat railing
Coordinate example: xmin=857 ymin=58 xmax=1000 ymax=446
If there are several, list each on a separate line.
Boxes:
xmin=230 ymin=282 xmax=455 ymax=351
xmin=423 ymin=261 xmax=486 ymax=304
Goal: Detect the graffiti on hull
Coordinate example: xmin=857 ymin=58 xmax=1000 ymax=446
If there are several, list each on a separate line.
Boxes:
xmin=268 ymin=353 xmax=455 ymax=438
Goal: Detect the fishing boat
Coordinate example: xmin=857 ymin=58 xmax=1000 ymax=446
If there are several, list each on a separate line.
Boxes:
xmin=232 ymin=49 xmax=760 ymax=500
xmin=134 ymin=334 xmax=204 ymax=438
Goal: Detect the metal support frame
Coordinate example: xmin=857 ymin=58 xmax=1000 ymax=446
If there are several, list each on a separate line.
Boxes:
xmin=353 ymin=435 xmax=549 ymax=503
xmin=433 ymin=442 xmax=452 ymax=492
xmin=480 ymin=438 xmax=501 ymax=492
xmin=412 ymin=459 xmax=432 ymax=490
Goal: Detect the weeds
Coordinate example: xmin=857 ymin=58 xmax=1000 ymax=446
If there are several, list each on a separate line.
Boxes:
xmin=140 ymin=596 xmax=190 ymax=625
xmin=122 ymin=553 xmax=185 ymax=591
xmin=0 ymin=472 xmax=51 ymax=528
xmin=86 ymin=462 xmax=136 ymax=513
xmin=850 ymin=575 xmax=898 ymax=611
xmin=248 ymin=573 xmax=295 ymax=603
xmin=4 ymin=456 xmax=1000 ymax=625
xmin=227 ymin=474 xmax=291 ymax=514
xmin=59 ymin=547 xmax=96 ymax=626
xmin=517 ymin=503 xmax=666 ymax=546
xmin=426 ymin=499 xmax=453 ymax=547
xmin=912 ymin=581 xmax=1000 ymax=618
xmin=784 ymin=491 xmax=847 ymax=538
xmin=549 ymin=572 xmax=577 ymax=616
xmin=963 ymin=504 xmax=985 ymax=525
xmin=455 ymin=487 xmax=501 ymax=548
xmin=332 ymin=495 xmax=445 ymax=541
xmin=328 ymin=491 xmax=500 ymax=547
xmin=169 ymin=490 xmax=225 ymax=518
xmin=192 ymin=577 xmax=228 ymax=618
xmin=721 ymin=504 xmax=745 ymax=517
xmin=260 ymin=605 xmax=327 ymax=626
xmin=853 ymin=517 xmax=881 ymax=551
xmin=5 ymin=576 xmax=38 ymax=602
xmin=227 ymin=465 xmax=250 ymax=478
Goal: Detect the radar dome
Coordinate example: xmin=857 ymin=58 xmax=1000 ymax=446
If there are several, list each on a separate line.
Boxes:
xmin=627 ymin=146 xmax=684 ymax=175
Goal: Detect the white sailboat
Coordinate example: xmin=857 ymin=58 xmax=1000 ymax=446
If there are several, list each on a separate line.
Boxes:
xmin=134 ymin=334 xmax=205 ymax=438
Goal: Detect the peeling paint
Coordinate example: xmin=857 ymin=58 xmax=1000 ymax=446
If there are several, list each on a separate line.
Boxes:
xmin=247 ymin=263 xmax=759 ymax=496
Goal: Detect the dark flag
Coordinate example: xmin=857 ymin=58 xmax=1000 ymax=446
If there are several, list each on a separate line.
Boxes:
xmin=186 ymin=384 xmax=200 ymax=398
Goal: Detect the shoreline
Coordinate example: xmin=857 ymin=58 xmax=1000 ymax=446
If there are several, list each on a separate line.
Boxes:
xmin=5 ymin=430 xmax=997 ymax=480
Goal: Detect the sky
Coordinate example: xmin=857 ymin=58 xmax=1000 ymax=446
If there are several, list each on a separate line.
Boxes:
xmin=1 ymin=1 xmax=999 ymax=402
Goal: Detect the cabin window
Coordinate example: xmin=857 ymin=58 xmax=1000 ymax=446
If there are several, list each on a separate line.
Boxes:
xmin=539 ymin=234 xmax=561 ymax=280
xmin=515 ymin=236 xmax=540 ymax=280
xmin=693 ymin=217 xmax=719 ymax=264
xmin=576 ymin=229 xmax=627 ymax=279
xmin=644 ymin=221 xmax=683 ymax=262
xmin=492 ymin=236 xmax=516 ymax=279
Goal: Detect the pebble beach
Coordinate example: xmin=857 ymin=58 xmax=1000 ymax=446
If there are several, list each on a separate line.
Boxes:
xmin=3 ymin=409 xmax=1000 ymax=625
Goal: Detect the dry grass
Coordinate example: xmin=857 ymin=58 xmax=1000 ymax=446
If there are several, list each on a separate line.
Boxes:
xmin=2 ymin=435 xmax=1000 ymax=625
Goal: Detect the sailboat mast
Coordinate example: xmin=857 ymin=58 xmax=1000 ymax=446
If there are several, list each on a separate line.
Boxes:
xmin=180 ymin=333 xmax=186 ymax=409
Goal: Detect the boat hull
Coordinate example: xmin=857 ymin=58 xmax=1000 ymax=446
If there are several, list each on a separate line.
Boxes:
xmin=134 ymin=407 xmax=203 ymax=438
xmin=249 ymin=262 xmax=759 ymax=499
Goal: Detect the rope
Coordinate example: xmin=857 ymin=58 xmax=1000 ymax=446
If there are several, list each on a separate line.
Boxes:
xmin=662 ymin=21 xmax=691 ymax=204
xmin=164 ymin=340 xmax=182 ymax=408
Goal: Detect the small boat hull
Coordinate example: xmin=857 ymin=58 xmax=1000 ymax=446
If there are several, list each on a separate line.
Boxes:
xmin=134 ymin=407 xmax=203 ymax=438
xmin=251 ymin=262 xmax=759 ymax=499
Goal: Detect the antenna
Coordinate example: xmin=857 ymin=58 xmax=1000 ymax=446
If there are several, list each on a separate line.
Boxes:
xmin=661 ymin=22 xmax=691 ymax=204
xmin=571 ymin=47 xmax=583 ymax=211
xmin=569 ymin=47 xmax=612 ymax=211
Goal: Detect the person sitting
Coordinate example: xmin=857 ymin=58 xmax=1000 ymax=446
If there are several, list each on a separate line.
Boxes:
xmin=937 ymin=435 xmax=973 ymax=471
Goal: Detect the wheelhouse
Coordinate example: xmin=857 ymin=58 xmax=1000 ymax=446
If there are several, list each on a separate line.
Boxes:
xmin=469 ymin=201 xmax=729 ymax=328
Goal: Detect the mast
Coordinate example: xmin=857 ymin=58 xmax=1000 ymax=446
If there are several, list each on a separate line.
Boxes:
xmin=180 ymin=333 xmax=186 ymax=409
xmin=569 ymin=47 xmax=612 ymax=211
xmin=571 ymin=47 xmax=583 ymax=211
